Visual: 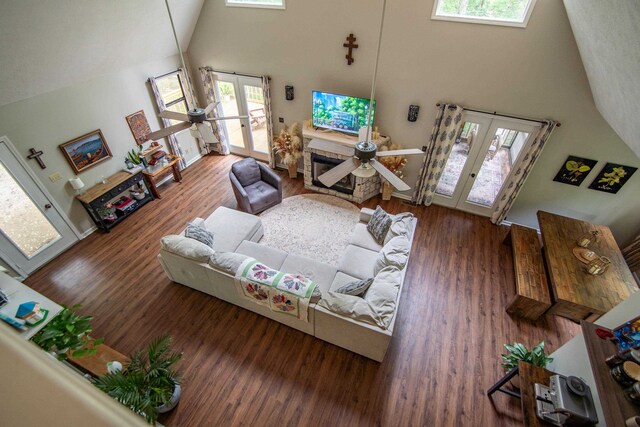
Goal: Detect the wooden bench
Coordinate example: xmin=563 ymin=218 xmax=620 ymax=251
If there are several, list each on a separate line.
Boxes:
xmin=504 ymin=225 xmax=551 ymax=320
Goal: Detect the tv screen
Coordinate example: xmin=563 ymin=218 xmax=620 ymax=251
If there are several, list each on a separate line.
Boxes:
xmin=311 ymin=91 xmax=376 ymax=135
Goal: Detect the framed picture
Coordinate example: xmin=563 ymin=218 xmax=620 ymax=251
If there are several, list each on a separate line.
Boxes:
xmin=588 ymin=162 xmax=638 ymax=194
xmin=125 ymin=110 xmax=151 ymax=145
xmin=59 ymin=130 xmax=112 ymax=174
xmin=552 ymin=155 xmax=598 ymax=186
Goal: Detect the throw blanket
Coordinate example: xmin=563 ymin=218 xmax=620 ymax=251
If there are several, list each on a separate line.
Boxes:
xmin=235 ymin=258 xmax=317 ymax=321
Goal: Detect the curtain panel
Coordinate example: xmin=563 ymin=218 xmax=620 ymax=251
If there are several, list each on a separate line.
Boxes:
xmin=412 ymin=103 xmax=464 ymax=206
xmin=199 ymin=67 xmax=230 ymax=155
xmin=148 ymin=76 xmax=186 ymax=170
xmin=490 ymin=120 xmax=557 ymax=224
xmin=177 ymin=68 xmax=208 ymax=156
xmin=261 ymin=76 xmax=276 ymax=168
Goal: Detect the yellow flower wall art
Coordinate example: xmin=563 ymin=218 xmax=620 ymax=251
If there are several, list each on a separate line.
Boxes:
xmin=553 ymin=155 xmax=597 ymax=186
xmin=588 ymin=163 xmax=638 ymax=194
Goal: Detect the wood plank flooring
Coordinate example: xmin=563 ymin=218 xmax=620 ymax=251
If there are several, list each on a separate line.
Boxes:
xmin=25 ymin=154 xmax=579 ymax=426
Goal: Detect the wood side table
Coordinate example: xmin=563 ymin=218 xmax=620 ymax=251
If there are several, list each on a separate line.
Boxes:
xmin=142 ymin=154 xmax=182 ymax=199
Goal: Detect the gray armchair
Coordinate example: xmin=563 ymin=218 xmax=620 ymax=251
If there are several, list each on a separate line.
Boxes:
xmin=229 ymin=158 xmax=282 ymax=214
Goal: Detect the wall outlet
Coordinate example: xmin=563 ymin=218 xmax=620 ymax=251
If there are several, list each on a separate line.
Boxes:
xmin=279 ymin=117 xmax=284 ymax=123
xmin=48 ymin=172 xmax=62 ymax=182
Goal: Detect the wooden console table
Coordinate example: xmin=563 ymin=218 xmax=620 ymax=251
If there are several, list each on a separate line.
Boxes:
xmin=142 ymin=154 xmax=182 ymax=199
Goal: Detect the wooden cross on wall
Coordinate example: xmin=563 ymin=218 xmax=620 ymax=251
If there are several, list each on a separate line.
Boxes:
xmin=27 ymin=148 xmax=46 ymax=169
xmin=343 ymin=33 xmax=358 ymax=65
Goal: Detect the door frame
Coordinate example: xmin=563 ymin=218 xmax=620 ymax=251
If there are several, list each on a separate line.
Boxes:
xmin=0 ymin=135 xmax=81 ymax=277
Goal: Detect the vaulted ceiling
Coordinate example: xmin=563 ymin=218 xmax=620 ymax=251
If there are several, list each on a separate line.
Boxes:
xmin=0 ymin=0 xmax=204 ymax=108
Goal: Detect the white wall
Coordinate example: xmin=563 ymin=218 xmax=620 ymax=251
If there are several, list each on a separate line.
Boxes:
xmin=0 ymin=55 xmax=201 ymax=235
xmin=186 ymin=0 xmax=640 ymax=245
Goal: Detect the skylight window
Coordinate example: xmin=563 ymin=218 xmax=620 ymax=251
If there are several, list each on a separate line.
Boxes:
xmin=432 ymin=0 xmax=536 ymax=27
xmin=225 ymin=0 xmax=285 ymax=9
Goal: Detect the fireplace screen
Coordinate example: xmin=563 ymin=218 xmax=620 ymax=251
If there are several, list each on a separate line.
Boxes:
xmin=311 ymin=153 xmax=356 ymax=194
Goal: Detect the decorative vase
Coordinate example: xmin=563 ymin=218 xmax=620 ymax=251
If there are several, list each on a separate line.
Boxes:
xmin=381 ymin=181 xmax=393 ymax=200
xmin=156 ymin=383 xmax=182 ymax=413
xmin=287 ymin=163 xmax=297 ymax=179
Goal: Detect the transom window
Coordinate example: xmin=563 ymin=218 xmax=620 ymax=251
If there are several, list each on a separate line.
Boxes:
xmin=155 ymin=72 xmax=188 ymax=125
xmin=225 ymin=0 xmax=285 ymax=9
xmin=432 ymin=0 xmax=537 ymax=28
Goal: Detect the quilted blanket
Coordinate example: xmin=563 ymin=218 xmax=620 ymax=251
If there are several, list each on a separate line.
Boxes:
xmin=234 ymin=258 xmax=317 ymax=321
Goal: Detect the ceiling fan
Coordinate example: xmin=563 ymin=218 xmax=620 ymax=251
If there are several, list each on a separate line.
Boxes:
xmin=146 ymin=0 xmax=246 ymax=145
xmin=316 ymin=0 xmax=424 ymax=192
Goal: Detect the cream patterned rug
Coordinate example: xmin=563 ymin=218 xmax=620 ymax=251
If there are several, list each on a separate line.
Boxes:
xmin=259 ymin=194 xmax=360 ymax=266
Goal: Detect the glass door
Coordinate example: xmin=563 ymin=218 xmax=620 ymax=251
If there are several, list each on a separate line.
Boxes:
xmin=0 ymin=137 xmax=78 ymax=276
xmin=213 ymin=73 xmax=268 ymax=161
xmin=433 ymin=113 xmax=541 ymax=217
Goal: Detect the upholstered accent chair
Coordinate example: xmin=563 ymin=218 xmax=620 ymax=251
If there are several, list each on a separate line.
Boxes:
xmin=229 ymin=158 xmax=282 ymax=214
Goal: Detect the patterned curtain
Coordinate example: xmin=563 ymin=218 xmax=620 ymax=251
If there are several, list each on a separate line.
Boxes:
xmin=261 ymin=76 xmax=276 ymax=168
xmin=177 ymin=68 xmax=208 ymax=156
xmin=148 ymin=76 xmax=186 ymax=170
xmin=199 ymin=67 xmax=229 ymax=155
xmin=412 ymin=103 xmax=464 ymax=206
xmin=490 ymin=121 xmax=557 ymax=224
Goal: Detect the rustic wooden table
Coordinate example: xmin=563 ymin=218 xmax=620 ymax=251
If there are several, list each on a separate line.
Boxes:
xmin=537 ymin=210 xmax=638 ymax=322
xmin=143 ymin=155 xmax=182 ymax=199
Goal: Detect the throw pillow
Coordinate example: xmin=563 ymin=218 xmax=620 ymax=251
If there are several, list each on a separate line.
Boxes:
xmin=365 ymin=266 xmax=402 ymax=329
xmin=185 ymin=224 xmax=215 ymax=248
xmin=209 ymin=251 xmax=250 ymax=275
xmin=367 ymin=206 xmax=392 ymax=245
xmin=383 ymin=212 xmax=415 ymax=245
xmin=335 ymin=277 xmax=374 ymax=297
xmin=160 ymin=235 xmax=215 ymax=263
xmin=317 ymin=292 xmax=383 ymax=328
xmin=374 ymin=235 xmax=410 ymax=275
xmin=189 ymin=217 xmax=206 ymax=229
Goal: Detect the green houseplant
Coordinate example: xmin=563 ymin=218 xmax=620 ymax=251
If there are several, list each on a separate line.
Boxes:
xmin=501 ymin=341 xmax=553 ymax=388
xmin=32 ymin=304 xmax=103 ymax=360
xmin=93 ymin=336 xmax=183 ymax=425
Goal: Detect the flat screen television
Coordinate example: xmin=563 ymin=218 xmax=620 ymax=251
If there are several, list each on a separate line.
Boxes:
xmin=311 ymin=91 xmax=376 ymax=135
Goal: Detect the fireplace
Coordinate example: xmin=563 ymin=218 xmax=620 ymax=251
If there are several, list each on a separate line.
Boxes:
xmin=311 ymin=153 xmax=355 ymax=195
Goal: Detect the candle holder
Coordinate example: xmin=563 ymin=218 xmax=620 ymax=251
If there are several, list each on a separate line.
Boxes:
xmin=577 ymin=230 xmax=600 ymax=248
xmin=586 ymin=256 xmax=611 ymax=275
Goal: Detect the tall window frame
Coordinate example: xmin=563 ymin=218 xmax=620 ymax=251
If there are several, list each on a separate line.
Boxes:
xmin=431 ymin=0 xmax=537 ymax=28
xmin=154 ymin=71 xmax=189 ymax=126
xmin=225 ymin=0 xmax=285 ymax=10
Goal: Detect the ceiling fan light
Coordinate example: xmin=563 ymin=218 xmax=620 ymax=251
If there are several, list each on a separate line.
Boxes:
xmin=351 ymin=163 xmax=376 ymax=178
xmin=189 ymin=123 xmax=200 ymax=139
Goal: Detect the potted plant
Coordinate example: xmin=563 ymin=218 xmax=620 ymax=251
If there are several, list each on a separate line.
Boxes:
xmin=32 ymin=304 xmax=103 ymax=361
xmin=501 ymin=340 xmax=553 ymax=389
xmin=93 ymin=336 xmax=183 ymax=425
xmin=273 ymin=122 xmax=302 ymax=178
xmin=377 ymin=143 xmax=408 ymax=200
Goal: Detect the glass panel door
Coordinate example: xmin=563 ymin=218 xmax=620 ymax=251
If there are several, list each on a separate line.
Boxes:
xmin=241 ymin=80 xmax=269 ymax=155
xmin=215 ymin=80 xmax=247 ymax=151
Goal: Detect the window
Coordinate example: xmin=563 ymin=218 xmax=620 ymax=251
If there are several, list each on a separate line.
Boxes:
xmin=225 ymin=0 xmax=285 ymax=10
xmin=155 ymin=72 xmax=188 ymax=125
xmin=431 ymin=0 xmax=537 ymax=27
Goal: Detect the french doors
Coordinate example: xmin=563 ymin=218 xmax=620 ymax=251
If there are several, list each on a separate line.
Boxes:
xmin=433 ymin=112 xmax=541 ymax=216
xmin=211 ymin=72 xmax=268 ymax=161
xmin=0 ymin=137 xmax=78 ymax=277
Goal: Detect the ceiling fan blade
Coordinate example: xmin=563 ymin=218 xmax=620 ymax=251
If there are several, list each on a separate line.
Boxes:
xmin=146 ymin=121 xmax=191 ymax=140
xmin=196 ymin=122 xmax=217 ymax=144
xmin=205 ymin=115 xmax=249 ymax=121
xmin=204 ymin=102 xmax=220 ymax=115
xmin=158 ymin=110 xmax=189 ymax=122
xmin=370 ymin=159 xmax=411 ymax=192
xmin=317 ymin=158 xmax=360 ymax=188
xmin=376 ymin=148 xmax=424 ymax=157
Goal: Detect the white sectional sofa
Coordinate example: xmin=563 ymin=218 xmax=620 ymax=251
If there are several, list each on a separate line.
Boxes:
xmin=157 ymin=206 xmax=416 ymax=362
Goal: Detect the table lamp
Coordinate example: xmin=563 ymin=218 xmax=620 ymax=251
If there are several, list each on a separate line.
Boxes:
xmin=69 ymin=177 xmax=85 ymax=194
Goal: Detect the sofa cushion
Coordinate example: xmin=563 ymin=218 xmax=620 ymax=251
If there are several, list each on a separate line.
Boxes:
xmin=374 ymin=235 xmax=411 ymax=275
xmin=279 ymin=253 xmax=338 ymax=293
xmin=209 ymin=251 xmax=250 ymax=275
xmin=384 ymin=213 xmax=415 ymax=245
xmin=204 ymin=207 xmax=263 ymax=252
xmin=335 ymin=277 xmax=374 ymax=297
xmin=338 ymin=244 xmax=378 ymax=280
xmin=160 ymin=235 xmax=215 ymax=263
xmin=245 ymin=181 xmax=279 ymax=213
xmin=231 ymin=157 xmax=261 ymax=187
xmin=236 ymin=240 xmax=288 ymax=270
xmin=185 ymin=224 xmax=215 ymax=248
xmin=349 ymin=223 xmax=383 ymax=252
xmin=367 ymin=206 xmax=392 ymax=245
xmin=329 ymin=272 xmax=361 ymax=292
xmin=365 ymin=266 xmax=402 ymax=328
xmin=317 ymin=292 xmax=383 ymax=328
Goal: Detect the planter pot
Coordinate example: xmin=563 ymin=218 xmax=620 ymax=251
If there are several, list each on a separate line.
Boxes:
xmin=381 ymin=181 xmax=393 ymax=200
xmin=156 ymin=383 xmax=181 ymax=414
xmin=510 ymin=374 xmax=521 ymax=390
xmin=287 ymin=164 xmax=297 ymax=179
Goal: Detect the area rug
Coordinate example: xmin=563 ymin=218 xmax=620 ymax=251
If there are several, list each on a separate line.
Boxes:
xmin=259 ymin=194 xmax=360 ymax=266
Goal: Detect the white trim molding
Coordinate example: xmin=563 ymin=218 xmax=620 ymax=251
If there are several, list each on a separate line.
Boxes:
xmin=225 ymin=0 xmax=285 ymax=10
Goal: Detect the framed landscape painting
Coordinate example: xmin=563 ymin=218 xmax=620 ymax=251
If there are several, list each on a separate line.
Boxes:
xmin=552 ymin=155 xmax=598 ymax=187
xmin=588 ymin=162 xmax=638 ymax=194
xmin=59 ymin=129 xmax=112 ymax=174
xmin=125 ymin=110 xmax=152 ymax=145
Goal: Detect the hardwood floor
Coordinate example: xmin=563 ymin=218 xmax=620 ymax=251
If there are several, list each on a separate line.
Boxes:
xmin=25 ymin=154 xmax=580 ymax=426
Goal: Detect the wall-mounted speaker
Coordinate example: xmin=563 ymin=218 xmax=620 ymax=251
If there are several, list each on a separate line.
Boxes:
xmin=408 ymin=105 xmax=420 ymax=122
xmin=285 ymin=85 xmax=294 ymax=101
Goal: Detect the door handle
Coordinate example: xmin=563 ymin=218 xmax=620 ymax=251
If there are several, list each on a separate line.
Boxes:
xmin=241 ymin=124 xmax=245 ymax=128
xmin=470 ymin=173 xmax=476 ymax=178
xmin=44 ymin=203 xmax=52 ymax=209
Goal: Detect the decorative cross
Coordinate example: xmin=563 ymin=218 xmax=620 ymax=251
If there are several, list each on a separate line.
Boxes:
xmin=343 ymin=33 xmax=358 ymax=65
xmin=27 ymin=148 xmax=46 ymax=169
